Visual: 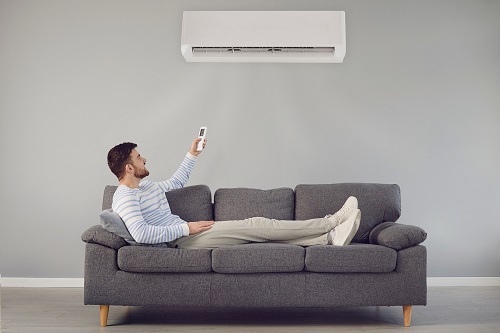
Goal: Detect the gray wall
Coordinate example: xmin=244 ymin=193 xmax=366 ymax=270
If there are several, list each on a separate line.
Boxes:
xmin=1 ymin=0 xmax=499 ymax=278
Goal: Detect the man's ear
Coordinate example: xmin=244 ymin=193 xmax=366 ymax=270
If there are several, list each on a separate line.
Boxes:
xmin=125 ymin=164 xmax=133 ymax=173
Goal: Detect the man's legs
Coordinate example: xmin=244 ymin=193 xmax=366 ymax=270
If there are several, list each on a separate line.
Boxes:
xmin=275 ymin=233 xmax=331 ymax=247
xmin=172 ymin=217 xmax=336 ymax=249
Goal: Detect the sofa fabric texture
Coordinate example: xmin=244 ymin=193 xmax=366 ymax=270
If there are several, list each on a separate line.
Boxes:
xmin=118 ymin=246 xmax=212 ymax=273
xmin=212 ymin=243 xmax=305 ymax=273
xmin=81 ymin=224 xmax=127 ymax=250
xmin=165 ymin=184 xmax=213 ymax=222
xmin=214 ymin=187 xmax=295 ymax=221
xmin=369 ymin=221 xmax=428 ymax=250
xmin=83 ymin=183 xmax=427 ymax=316
xmin=304 ymin=243 xmax=397 ymax=273
xmin=295 ymin=183 xmax=401 ymax=243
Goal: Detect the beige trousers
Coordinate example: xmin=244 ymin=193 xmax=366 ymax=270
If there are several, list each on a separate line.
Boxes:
xmin=172 ymin=217 xmax=336 ymax=249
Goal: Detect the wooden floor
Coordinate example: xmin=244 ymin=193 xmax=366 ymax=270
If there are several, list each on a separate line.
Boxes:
xmin=1 ymin=287 xmax=500 ymax=332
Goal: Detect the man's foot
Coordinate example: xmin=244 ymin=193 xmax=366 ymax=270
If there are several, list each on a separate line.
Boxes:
xmin=326 ymin=196 xmax=358 ymax=227
xmin=330 ymin=209 xmax=361 ymax=246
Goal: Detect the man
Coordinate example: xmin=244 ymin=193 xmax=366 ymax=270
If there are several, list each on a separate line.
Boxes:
xmin=107 ymin=138 xmax=361 ymax=249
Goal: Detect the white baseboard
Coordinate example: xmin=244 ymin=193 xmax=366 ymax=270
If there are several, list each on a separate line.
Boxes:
xmin=427 ymin=277 xmax=500 ymax=287
xmin=1 ymin=277 xmax=499 ymax=288
xmin=1 ymin=278 xmax=84 ymax=288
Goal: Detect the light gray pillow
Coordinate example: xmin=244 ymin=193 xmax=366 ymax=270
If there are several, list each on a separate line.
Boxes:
xmin=369 ymin=222 xmax=427 ymax=250
xmin=99 ymin=209 xmax=139 ymax=245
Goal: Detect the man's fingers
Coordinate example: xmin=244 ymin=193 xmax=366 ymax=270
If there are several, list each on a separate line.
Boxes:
xmin=202 ymin=220 xmax=215 ymax=225
xmin=187 ymin=221 xmax=214 ymax=234
xmin=201 ymin=222 xmax=213 ymax=229
xmin=200 ymin=221 xmax=214 ymax=231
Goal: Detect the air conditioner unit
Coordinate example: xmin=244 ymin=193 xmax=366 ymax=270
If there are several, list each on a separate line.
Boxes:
xmin=181 ymin=11 xmax=346 ymax=63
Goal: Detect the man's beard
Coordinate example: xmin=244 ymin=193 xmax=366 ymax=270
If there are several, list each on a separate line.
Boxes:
xmin=134 ymin=168 xmax=149 ymax=179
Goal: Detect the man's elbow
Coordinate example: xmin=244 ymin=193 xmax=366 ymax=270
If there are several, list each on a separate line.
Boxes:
xmin=130 ymin=231 xmax=152 ymax=244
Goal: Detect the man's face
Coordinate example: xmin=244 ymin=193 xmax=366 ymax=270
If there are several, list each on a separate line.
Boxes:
xmin=129 ymin=148 xmax=149 ymax=179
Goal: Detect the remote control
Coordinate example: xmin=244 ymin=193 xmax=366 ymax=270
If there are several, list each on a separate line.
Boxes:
xmin=196 ymin=126 xmax=207 ymax=151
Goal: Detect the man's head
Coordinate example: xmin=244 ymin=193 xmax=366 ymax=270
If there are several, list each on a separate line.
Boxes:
xmin=107 ymin=142 xmax=149 ymax=180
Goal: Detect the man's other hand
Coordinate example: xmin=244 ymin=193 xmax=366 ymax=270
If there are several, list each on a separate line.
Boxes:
xmin=187 ymin=220 xmax=215 ymax=234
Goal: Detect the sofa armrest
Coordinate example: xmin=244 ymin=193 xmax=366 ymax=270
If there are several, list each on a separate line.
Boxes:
xmin=369 ymin=222 xmax=427 ymax=250
xmin=81 ymin=225 xmax=128 ymax=250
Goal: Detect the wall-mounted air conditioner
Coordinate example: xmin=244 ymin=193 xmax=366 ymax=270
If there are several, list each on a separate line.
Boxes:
xmin=181 ymin=11 xmax=346 ymax=63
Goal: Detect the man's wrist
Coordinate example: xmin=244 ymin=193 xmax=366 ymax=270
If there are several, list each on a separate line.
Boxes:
xmin=187 ymin=152 xmax=197 ymax=160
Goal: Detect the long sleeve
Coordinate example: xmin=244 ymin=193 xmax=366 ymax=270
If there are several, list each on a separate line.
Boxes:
xmin=112 ymin=186 xmax=190 ymax=244
xmin=110 ymin=152 xmax=197 ymax=244
xmin=157 ymin=152 xmax=196 ymax=192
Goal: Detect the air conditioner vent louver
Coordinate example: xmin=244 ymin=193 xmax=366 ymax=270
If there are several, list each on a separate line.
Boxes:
xmin=192 ymin=47 xmax=336 ymax=58
xmin=181 ymin=11 xmax=346 ymax=63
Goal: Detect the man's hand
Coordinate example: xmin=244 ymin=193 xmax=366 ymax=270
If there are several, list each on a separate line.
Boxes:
xmin=189 ymin=138 xmax=207 ymax=156
xmin=187 ymin=220 xmax=214 ymax=234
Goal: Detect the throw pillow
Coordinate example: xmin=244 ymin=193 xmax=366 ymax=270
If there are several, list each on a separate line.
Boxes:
xmin=369 ymin=222 xmax=427 ymax=250
xmin=99 ymin=209 xmax=139 ymax=245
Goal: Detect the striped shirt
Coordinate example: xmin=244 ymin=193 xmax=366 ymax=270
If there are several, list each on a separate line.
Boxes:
xmin=112 ymin=153 xmax=196 ymax=244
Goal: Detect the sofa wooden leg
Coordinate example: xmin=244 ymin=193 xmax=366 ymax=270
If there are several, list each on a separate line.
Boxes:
xmin=100 ymin=305 xmax=109 ymax=327
xmin=403 ymin=305 xmax=412 ymax=327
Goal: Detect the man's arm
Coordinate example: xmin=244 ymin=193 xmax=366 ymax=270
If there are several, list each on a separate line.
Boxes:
xmin=157 ymin=138 xmax=205 ymax=192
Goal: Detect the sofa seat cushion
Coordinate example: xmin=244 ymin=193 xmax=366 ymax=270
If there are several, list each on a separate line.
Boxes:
xmin=305 ymin=243 xmax=397 ymax=273
xmin=117 ymin=246 xmax=212 ymax=273
xmin=212 ymin=243 xmax=305 ymax=273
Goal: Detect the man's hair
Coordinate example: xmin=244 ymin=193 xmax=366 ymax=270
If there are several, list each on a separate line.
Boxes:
xmin=107 ymin=142 xmax=137 ymax=180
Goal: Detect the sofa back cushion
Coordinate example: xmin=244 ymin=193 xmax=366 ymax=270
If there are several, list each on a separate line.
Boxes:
xmin=214 ymin=187 xmax=295 ymax=221
xmin=165 ymin=185 xmax=214 ymax=222
xmin=102 ymin=185 xmax=117 ymax=210
xmin=102 ymin=184 xmax=213 ymax=222
xmin=295 ymin=183 xmax=401 ymax=243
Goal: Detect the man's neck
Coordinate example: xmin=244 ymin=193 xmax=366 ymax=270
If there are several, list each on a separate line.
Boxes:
xmin=119 ymin=177 xmax=141 ymax=189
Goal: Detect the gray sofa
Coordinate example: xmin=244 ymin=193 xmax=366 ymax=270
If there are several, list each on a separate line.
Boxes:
xmin=81 ymin=183 xmax=427 ymax=327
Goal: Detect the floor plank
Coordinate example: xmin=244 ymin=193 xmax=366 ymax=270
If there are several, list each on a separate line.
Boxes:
xmin=1 ymin=287 xmax=500 ymax=332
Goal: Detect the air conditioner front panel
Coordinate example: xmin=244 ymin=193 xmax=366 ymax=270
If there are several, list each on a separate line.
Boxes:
xmin=181 ymin=11 xmax=346 ymax=63
xmin=182 ymin=11 xmax=344 ymax=47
